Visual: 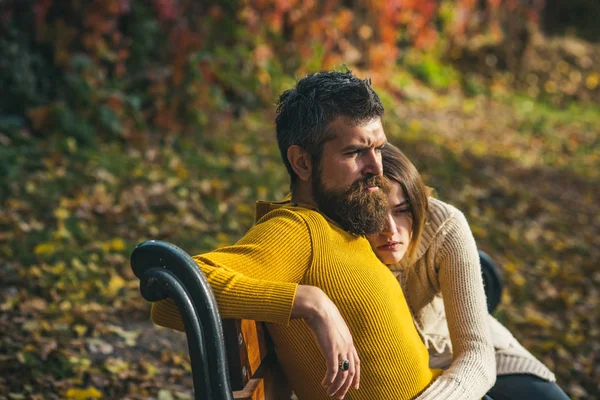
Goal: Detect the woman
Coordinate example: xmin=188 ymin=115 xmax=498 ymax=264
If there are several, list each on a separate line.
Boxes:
xmin=367 ymin=143 xmax=568 ymax=400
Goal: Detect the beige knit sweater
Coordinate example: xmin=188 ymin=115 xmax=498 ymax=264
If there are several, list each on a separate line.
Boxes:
xmin=390 ymin=197 xmax=556 ymax=400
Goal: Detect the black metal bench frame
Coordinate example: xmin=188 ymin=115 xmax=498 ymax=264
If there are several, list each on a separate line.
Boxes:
xmin=130 ymin=240 xmax=234 ymax=400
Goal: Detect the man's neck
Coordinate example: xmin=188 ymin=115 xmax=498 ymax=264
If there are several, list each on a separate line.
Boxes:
xmin=290 ymin=184 xmax=318 ymax=208
xmin=290 ymin=193 xmax=318 ymax=208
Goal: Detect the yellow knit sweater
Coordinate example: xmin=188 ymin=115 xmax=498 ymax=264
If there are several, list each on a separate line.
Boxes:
xmin=152 ymin=203 xmax=440 ymax=399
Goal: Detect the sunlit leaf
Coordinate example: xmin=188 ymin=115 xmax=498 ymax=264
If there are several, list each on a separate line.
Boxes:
xmin=34 ymin=243 xmax=57 ymax=256
xmin=65 ymin=387 xmax=103 ymax=400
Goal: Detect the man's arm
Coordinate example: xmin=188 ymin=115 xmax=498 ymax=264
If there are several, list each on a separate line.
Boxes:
xmin=293 ymin=285 xmax=361 ymax=398
xmin=152 ymin=208 xmax=311 ymax=328
xmin=151 ymin=208 xmax=360 ymax=398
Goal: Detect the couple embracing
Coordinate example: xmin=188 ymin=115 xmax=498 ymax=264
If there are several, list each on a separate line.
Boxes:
xmin=152 ymin=70 xmax=567 ymax=400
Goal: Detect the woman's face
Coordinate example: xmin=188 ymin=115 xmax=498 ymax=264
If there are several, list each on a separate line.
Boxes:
xmin=367 ymin=181 xmax=412 ymax=264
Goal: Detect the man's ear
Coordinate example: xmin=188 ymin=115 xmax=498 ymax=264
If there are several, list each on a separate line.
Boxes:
xmin=287 ymin=145 xmax=312 ymax=182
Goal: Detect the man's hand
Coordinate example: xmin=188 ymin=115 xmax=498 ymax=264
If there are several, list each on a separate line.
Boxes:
xmin=292 ymin=285 xmax=360 ymax=399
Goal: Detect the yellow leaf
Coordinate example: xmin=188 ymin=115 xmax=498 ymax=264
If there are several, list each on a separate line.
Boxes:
xmin=143 ymin=361 xmax=159 ymax=378
xmin=49 ymin=262 xmax=66 ymax=275
xmin=104 ymin=357 xmax=130 ymax=375
xmin=563 ymin=332 xmax=585 ymax=347
xmin=510 ymin=271 xmax=526 ymax=287
xmin=586 ymin=72 xmax=599 ymax=90
xmin=23 ymin=344 xmax=37 ymax=352
xmin=66 ymin=137 xmax=77 ymax=153
xmin=25 ymin=181 xmax=36 ymax=194
xmin=175 ymin=165 xmax=189 ymax=179
xmin=54 ymin=208 xmax=70 ymax=220
xmin=109 ymin=238 xmax=126 ymax=252
xmin=461 ymin=100 xmax=475 ymax=114
xmin=107 ymin=325 xmax=140 ymax=346
xmin=148 ymin=170 xmax=162 ymax=181
xmin=54 ymin=221 xmax=72 ymax=240
xmin=158 ymin=390 xmax=174 ymax=400
xmin=408 ymin=119 xmax=422 ymax=131
xmin=106 ymin=275 xmax=126 ymax=296
xmin=133 ymin=166 xmax=144 ymax=177
xmin=103 ymin=238 xmax=126 ymax=253
xmin=524 ymin=306 xmax=552 ymax=328
xmin=504 ymin=262 xmax=517 ymax=272
xmin=65 ymin=387 xmax=103 ymax=400
xmin=73 ymin=324 xmax=87 ymax=337
xmin=34 ymin=243 xmax=56 ymax=256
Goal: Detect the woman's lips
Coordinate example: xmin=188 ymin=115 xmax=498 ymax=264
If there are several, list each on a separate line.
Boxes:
xmin=378 ymin=242 xmax=401 ymax=250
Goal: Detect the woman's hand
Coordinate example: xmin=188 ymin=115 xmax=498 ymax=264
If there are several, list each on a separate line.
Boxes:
xmin=292 ymin=285 xmax=360 ymax=399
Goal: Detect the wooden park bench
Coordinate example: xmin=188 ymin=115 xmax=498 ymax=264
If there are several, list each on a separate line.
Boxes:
xmin=130 ymin=240 xmax=502 ymax=400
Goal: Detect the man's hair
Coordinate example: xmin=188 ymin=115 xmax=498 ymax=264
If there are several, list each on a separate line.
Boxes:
xmin=381 ymin=143 xmax=430 ymax=264
xmin=275 ymin=68 xmax=384 ymax=187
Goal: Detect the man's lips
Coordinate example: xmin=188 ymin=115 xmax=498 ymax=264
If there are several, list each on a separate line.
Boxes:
xmin=377 ymin=242 xmax=401 ymax=250
xmin=365 ymin=186 xmax=379 ymax=193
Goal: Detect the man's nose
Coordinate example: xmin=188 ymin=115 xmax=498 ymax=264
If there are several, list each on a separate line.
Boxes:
xmin=363 ymin=148 xmax=383 ymax=176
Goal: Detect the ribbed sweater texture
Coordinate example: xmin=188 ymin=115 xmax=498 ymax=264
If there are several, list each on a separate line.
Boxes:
xmin=152 ymin=204 xmax=441 ymax=400
xmin=390 ymin=197 xmax=556 ymax=400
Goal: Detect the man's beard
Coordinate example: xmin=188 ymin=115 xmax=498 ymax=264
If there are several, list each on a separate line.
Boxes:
xmin=312 ymin=169 xmax=391 ymax=236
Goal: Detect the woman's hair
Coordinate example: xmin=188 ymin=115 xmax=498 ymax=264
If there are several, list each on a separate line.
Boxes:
xmin=381 ymin=143 xmax=430 ymax=263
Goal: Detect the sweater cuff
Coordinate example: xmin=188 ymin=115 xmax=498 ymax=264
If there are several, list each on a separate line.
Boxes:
xmin=212 ymin=278 xmax=298 ymax=325
xmin=415 ymin=375 xmax=473 ymax=400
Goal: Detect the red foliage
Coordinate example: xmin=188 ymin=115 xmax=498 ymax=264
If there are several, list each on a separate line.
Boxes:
xmin=33 ymin=0 xmax=52 ymax=28
xmin=153 ymin=0 xmax=180 ymax=23
xmin=13 ymin=0 xmax=544 ymax=137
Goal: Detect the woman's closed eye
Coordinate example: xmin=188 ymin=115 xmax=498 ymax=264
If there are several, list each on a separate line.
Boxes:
xmin=392 ymin=201 xmax=411 ymax=215
xmin=393 ymin=207 xmax=411 ymax=215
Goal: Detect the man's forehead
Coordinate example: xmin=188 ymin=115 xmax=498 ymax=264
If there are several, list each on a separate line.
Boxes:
xmin=327 ymin=116 xmax=386 ymax=144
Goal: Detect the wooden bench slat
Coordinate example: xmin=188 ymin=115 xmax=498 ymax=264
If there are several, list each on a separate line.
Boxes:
xmin=232 ymin=351 xmax=292 ymax=400
xmin=223 ymin=319 xmax=270 ymax=390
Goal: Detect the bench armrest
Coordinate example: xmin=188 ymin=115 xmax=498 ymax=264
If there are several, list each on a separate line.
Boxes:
xmin=479 ymin=250 xmax=503 ymax=314
xmin=130 ymin=240 xmax=234 ymax=400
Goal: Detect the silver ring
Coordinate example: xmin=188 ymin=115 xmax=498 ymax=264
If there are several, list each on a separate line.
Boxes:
xmin=339 ymin=359 xmax=350 ymax=371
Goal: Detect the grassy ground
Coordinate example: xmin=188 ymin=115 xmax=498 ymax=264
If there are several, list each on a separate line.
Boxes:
xmin=0 ymin=75 xmax=598 ymax=399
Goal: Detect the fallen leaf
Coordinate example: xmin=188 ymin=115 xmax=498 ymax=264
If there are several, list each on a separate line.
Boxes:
xmin=65 ymin=387 xmax=103 ymax=400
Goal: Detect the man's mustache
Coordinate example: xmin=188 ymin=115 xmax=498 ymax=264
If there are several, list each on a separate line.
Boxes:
xmin=348 ymin=175 xmax=390 ymax=193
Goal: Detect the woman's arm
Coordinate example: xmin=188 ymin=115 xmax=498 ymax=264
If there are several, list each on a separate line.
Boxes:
xmin=416 ymin=210 xmax=496 ymax=400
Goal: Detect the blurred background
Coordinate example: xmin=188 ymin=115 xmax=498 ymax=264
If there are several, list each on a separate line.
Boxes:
xmin=0 ymin=0 xmax=598 ymax=399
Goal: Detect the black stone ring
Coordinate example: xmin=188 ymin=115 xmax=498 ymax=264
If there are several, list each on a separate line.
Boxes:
xmin=339 ymin=359 xmax=350 ymax=371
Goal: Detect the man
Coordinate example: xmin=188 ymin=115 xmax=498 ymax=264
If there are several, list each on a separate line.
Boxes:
xmin=152 ymin=70 xmax=441 ymax=399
